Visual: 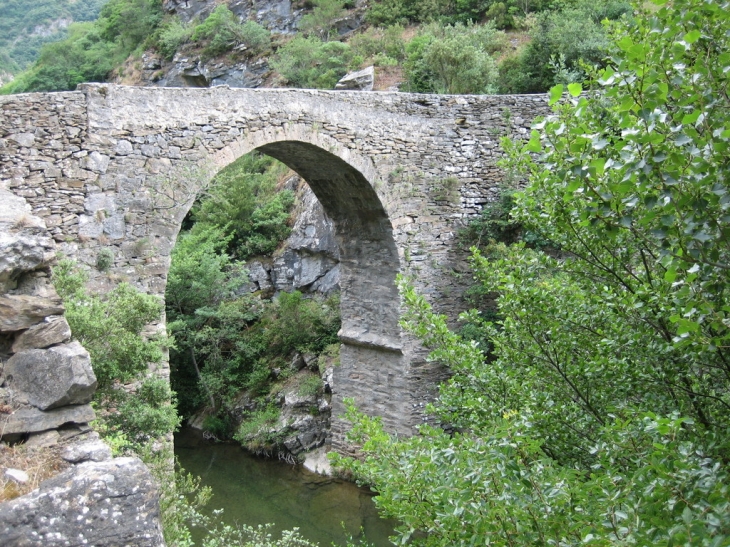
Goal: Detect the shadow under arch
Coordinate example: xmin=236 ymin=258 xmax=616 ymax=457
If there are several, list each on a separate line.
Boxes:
xmin=207 ymin=131 xmax=412 ymax=450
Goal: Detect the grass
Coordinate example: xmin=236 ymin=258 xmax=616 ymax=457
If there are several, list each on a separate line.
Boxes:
xmin=0 ymin=443 xmax=69 ymax=502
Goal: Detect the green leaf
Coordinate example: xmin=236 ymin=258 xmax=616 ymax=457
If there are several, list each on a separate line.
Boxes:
xmin=568 ymin=83 xmax=582 ymax=97
xmin=549 ymin=84 xmax=564 ymax=106
xmin=684 ymin=30 xmax=701 ymax=44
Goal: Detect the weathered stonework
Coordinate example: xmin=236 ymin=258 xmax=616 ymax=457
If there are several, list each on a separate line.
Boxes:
xmin=0 ymin=85 xmax=551 ymax=453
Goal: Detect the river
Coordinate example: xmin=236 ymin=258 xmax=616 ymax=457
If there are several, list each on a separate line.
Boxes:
xmin=174 ymin=427 xmax=396 ymax=546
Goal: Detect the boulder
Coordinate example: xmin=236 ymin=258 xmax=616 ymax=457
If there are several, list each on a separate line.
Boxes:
xmin=11 ymin=315 xmax=72 ymax=352
xmin=0 ymin=404 xmax=95 ymax=436
xmin=335 ymin=66 xmax=374 ymax=91
xmin=0 ymin=457 xmax=165 ymax=547
xmin=23 ymin=429 xmax=60 ymax=449
xmin=5 ymin=342 xmax=97 ymax=410
xmin=61 ymin=436 xmax=113 ymax=463
xmin=0 ymin=294 xmax=64 ymax=332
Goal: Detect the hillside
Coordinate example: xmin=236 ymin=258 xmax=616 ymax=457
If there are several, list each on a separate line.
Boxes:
xmin=0 ymin=0 xmax=107 ymax=84
xmin=1 ymin=0 xmax=631 ymax=96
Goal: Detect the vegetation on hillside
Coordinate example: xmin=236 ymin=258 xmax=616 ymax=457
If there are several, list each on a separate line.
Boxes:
xmin=333 ymin=0 xmax=730 ymax=545
xmin=3 ymin=0 xmax=631 ymax=95
xmin=0 ymin=0 xmax=107 ymax=77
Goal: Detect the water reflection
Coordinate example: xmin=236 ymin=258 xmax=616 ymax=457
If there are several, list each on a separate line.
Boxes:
xmin=174 ymin=427 xmax=396 ymax=546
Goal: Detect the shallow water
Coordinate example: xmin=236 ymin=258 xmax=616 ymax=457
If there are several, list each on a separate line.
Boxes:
xmin=174 ymin=427 xmax=396 ymax=546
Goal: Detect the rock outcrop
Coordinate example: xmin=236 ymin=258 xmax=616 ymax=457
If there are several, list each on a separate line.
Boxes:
xmin=248 ymin=179 xmax=340 ymax=295
xmin=0 ymin=453 xmax=164 ymax=547
xmin=0 ymin=186 xmax=164 ymax=546
xmin=335 ymin=66 xmax=375 ymax=91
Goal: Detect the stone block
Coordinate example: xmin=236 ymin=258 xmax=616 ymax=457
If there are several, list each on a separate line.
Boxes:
xmin=0 ymin=404 xmax=95 ymax=436
xmin=11 ymin=315 xmax=72 ymax=352
xmin=5 ymin=341 xmax=97 ymax=410
xmin=0 ymin=294 xmax=64 ymax=332
xmin=0 ymin=457 xmax=164 ymax=547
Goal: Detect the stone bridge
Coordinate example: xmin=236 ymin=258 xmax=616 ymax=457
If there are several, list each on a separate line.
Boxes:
xmin=0 ymin=84 xmax=550 ymax=452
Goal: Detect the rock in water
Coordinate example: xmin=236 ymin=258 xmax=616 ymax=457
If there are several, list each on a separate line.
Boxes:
xmin=335 ymin=66 xmax=374 ymax=91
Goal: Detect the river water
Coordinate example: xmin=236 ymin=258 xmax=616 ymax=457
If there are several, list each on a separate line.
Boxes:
xmin=174 ymin=427 xmax=396 ymax=546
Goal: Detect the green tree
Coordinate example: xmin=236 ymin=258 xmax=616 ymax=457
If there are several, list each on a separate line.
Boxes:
xmin=404 ymin=22 xmax=504 ymax=94
xmin=191 ymin=152 xmax=294 ymax=260
xmin=270 ymin=35 xmax=353 ymax=89
xmin=299 ymin=0 xmax=347 ymax=41
xmin=334 ymin=1 xmax=730 ymax=545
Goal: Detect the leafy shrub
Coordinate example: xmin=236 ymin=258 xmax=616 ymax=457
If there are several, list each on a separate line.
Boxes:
xmin=234 ymin=406 xmax=284 ymax=451
xmin=262 ymin=291 xmax=341 ymax=356
xmin=156 ymin=17 xmax=193 ymax=60
xmin=191 ymin=152 xmax=294 ymax=260
xmin=270 ymin=35 xmax=352 ymax=89
xmin=103 ymin=377 xmax=181 ymax=445
xmin=239 ymin=20 xmax=272 ymax=55
xmin=349 ymin=24 xmax=407 ymax=63
xmin=404 ymin=22 xmax=504 ymax=94
xmin=497 ymin=0 xmax=630 ymax=93
xmin=53 ymin=260 xmax=164 ymax=390
xmin=297 ymin=374 xmax=323 ymax=397
xmin=299 ymin=0 xmax=347 ymax=40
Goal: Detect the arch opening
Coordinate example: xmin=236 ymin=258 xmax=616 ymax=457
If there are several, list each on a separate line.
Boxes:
xmin=169 ymin=137 xmax=409 ymax=454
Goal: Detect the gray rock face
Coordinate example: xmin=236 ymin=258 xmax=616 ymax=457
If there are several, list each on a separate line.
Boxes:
xmin=157 ymin=55 xmax=270 ymax=88
xmin=0 ymin=457 xmax=164 ymax=547
xmin=163 ymin=0 xmax=303 ymax=33
xmin=62 ymin=437 xmax=113 ymax=463
xmin=335 ymin=65 xmax=375 ymax=91
xmin=5 ymin=341 xmax=97 ymax=410
xmin=0 ymin=294 xmax=64 ymax=332
xmin=0 ymin=404 xmax=95 ymax=436
xmin=0 ymin=189 xmax=55 ymax=292
xmin=11 ymin=315 xmax=72 ymax=352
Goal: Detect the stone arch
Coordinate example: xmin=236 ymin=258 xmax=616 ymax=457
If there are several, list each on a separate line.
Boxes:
xmin=186 ymin=128 xmax=408 ymax=450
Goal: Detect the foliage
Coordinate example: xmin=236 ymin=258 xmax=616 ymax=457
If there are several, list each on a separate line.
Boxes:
xmin=191 ymin=152 xmax=294 ymax=260
xmin=0 ymin=0 xmax=107 ymax=74
xmin=156 ymin=17 xmax=194 ymax=60
xmin=234 ymin=405 xmax=284 ymax=452
xmin=299 ymin=0 xmax=348 ymax=41
xmin=497 ymin=0 xmax=631 ymax=93
xmin=102 ymin=377 xmax=181 ymax=446
xmin=403 ymin=22 xmax=504 ymax=94
xmin=333 ymin=1 xmax=730 ymax=545
xmin=349 ymin=25 xmax=407 ymax=66
xmin=261 ymin=291 xmax=341 ymax=356
xmin=187 ymin=5 xmax=271 ymax=59
xmin=53 ymin=259 xmax=164 ymax=390
xmin=270 ymin=35 xmax=353 ymax=89
xmin=1 ymin=0 xmax=161 ymax=93
xmin=297 ymin=373 xmax=324 ymax=397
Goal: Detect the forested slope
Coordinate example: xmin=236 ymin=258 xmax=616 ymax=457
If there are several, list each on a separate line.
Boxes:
xmin=2 ymin=0 xmax=631 ymax=95
xmin=0 ymin=0 xmax=106 ymax=81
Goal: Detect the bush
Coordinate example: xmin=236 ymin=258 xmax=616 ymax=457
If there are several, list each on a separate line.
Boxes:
xmin=239 ymin=20 xmax=272 ymax=55
xmin=53 ymin=260 xmax=164 ymax=390
xmin=234 ymin=406 xmax=284 ymax=452
xmin=270 ymin=35 xmax=352 ymax=89
xmin=404 ymin=22 xmax=504 ymax=94
xmin=156 ymin=17 xmax=193 ymax=60
xmin=103 ymin=377 xmax=181 ymax=445
xmin=299 ymin=0 xmax=347 ymax=40
xmin=261 ymin=291 xmax=341 ymax=356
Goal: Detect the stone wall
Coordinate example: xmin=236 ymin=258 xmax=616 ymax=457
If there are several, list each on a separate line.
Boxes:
xmin=1 ymin=84 xmax=551 ymax=453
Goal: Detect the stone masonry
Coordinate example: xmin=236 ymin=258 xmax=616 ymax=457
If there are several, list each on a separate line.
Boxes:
xmin=0 ymin=85 xmax=551 ymax=453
